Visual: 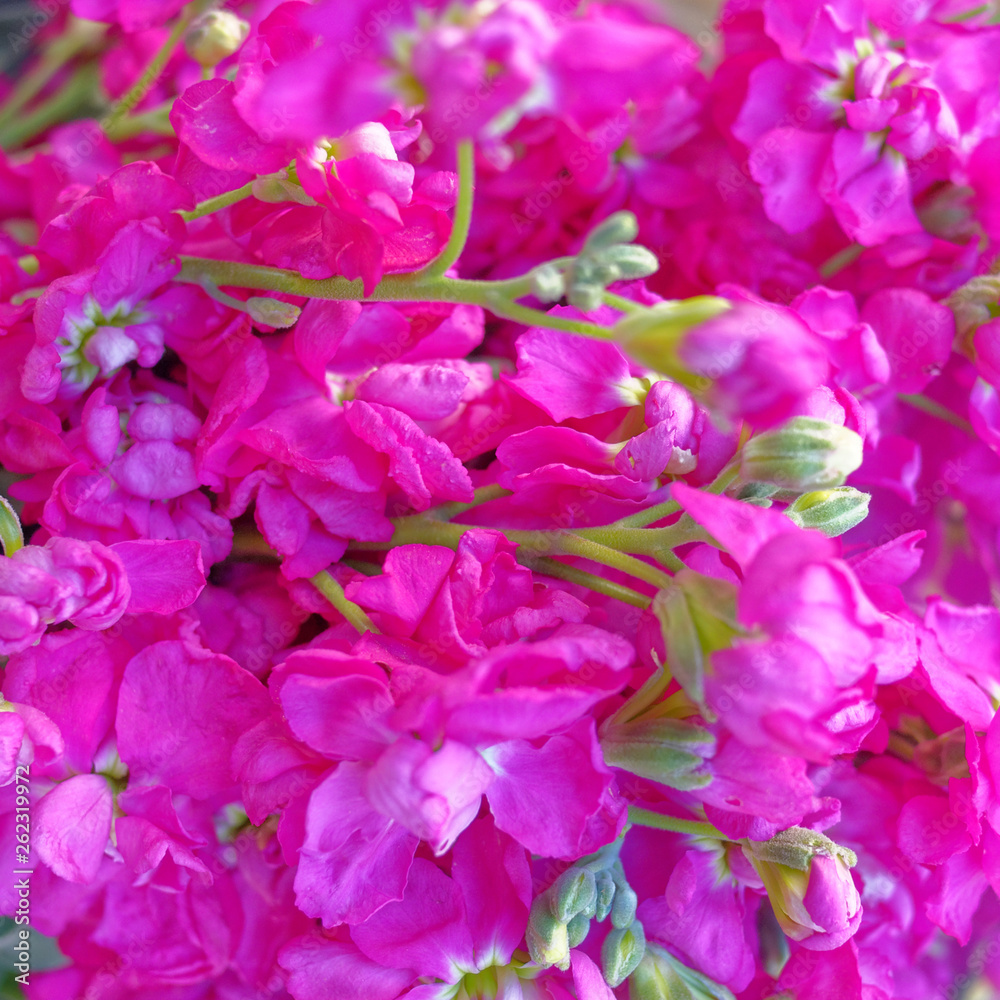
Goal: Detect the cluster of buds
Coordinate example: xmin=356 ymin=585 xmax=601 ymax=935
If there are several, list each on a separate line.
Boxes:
xmin=526 ymin=840 xmax=646 ymax=987
xmin=528 ymin=212 xmax=661 ymax=310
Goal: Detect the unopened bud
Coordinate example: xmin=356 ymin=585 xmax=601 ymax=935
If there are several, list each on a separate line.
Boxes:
xmin=630 ymin=943 xmax=737 ymax=1000
xmin=594 ymin=868 xmax=616 ymax=922
xmin=739 ymin=417 xmax=863 ymax=494
xmin=785 ymin=486 xmax=870 ymax=536
xmin=609 ymin=878 xmax=637 ymax=930
xmin=567 ymin=282 xmax=605 ymax=313
xmin=613 ymin=297 xmax=732 ymax=376
xmin=566 ymin=912 xmax=591 ymax=948
xmin=252 ymin=172 xmax=318 ymax=206
xmin=602 ymin=920 xmax=646 ymax=988
xmin=16 ymin=254 xmax=39 ymax=276
xmin=601 ymin=717 xmax=715 ymax=790
xmin=526 ymin=896 xmax=570 ymax=970
xmin=593 ymin=243 xmax=660 ymax=281
xmin=185 ymin=10 xmax=250 ymax=68
xmin=529 ymin=263 xmax=566 ymax=303
xmin=245 ymin=297 xmax=301 ymax=329
xmin=551 ymin=868 xmax=597 ymax=923
xmin=742 ymin=828 xmax=861 ymax=949
xmin=652 ymin=570 xmax=741 ymax=709
xmin=583 ymin=210 xmax=639 ymax=252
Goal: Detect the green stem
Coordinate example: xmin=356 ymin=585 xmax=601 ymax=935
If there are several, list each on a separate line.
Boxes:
xmin=627 ymin=807 xmax=727 ymax=839
xmin=0 ymin=20 xmax=105 ymax=132
xmin=818 ymin=243 xmax=864 ymax=279
xmin=177 ymin=258 xmax=617 ymax=339
xmin=180 ymin=180 xmax=258 ymax=222
xmin=311 ymin=571 xmax=380 ymax=634
xmin=898 ymin=393 xmax=975 ymax=436
xmin=603 ymin=291 xmax=643 ymax=314
xmin=0 ymin=63 xmax=100 ymax=149
xmin=419 ymin=139 xmax=475 ymax=278
xmin=606 ymin=459 xmax=741 ymax=532
xmin=572 ymin=517 xmax=709 ymax=557
xmin=354 ymin=518 xmax=672 ymax=590
xmin=0 ymin=496 xmax=24 ymax=556
xmin=431 ymin=483 xmax=512 ymax=520
xmin=104 ymin=101 xmax=175 ymax=141
xmin=484 ymin=296 xmax=615 ymax=339
xmin=104 ymin=1 xmax=205 ymax=137
xmin=525 ymin=557 xmax=652 ymax=609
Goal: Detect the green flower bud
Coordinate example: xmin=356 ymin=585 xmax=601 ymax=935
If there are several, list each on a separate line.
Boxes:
xmin=551 ymin=868 xmax=597 ymax=923
xmin=185 ymin=10 xmax=250 ymax=68
xmin=526 ymin=896 xmax=570 ymax=971
xmin=529 ymin=263 xmax=566 ymax=303
xmin=612 ymin=297 xmax=732 ymax=377
xmin=741 ymin=828 xmax=860 ymax=948
xmin=629 ymin=944 xmax=737 ymax=1000
xmin=567 ymin=282 xmax=605 ymax=313
xmin=245 ymin=297 xmax=301 ymax=329
xmin=602 ymin=920 xmax=646 ymax=988
xmin=583 ymin=210 xmax=639 ymax=252
xmin=566 ymin=912 xmax=591 ymax=948
xmin=652 ymin=570 xmax=741 ymax=709
xmin=741 ymin=826 xmax=857 ymax=873
xmin=739 ymin=417 xmax=863 ymax=494
xmin=593 ymin=243 xmax=660 ymax=281
xmin=785 ymin=486 xmax=871 ymax=536
xmin=251 ymin=172 xmax=318 ymax=206
xmin=594 ymin=869 xmax=616 ymax=922
xmin=601 ymin=717 xmax=715 ymax=790
xmin=609 ymin=876 xmax=638 ymax=930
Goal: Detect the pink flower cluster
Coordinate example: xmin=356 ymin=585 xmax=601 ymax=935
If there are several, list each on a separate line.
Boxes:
xmin=1 ymin=1 xmax=999 ymax=998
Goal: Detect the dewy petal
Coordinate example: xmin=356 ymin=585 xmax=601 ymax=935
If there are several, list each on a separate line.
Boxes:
xmin=34 ymin=774 xmax=113 ymax=883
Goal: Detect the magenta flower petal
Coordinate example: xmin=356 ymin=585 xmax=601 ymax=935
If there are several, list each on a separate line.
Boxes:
xmin=34 ymin=774 xmax=112 ymax=883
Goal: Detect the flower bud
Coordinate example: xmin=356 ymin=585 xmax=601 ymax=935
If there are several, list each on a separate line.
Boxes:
xmin=629 ymin=944 xmax=737 ymax=1000
xmin=251 ymin=173 xmax=318 ymax=206
xmin=593 ymin=243 xmax=660 ymax=281
xmin=742 ymin=828 xmax=861 ymax=950
xmin=652 ymin=570 xmax=741 ymax=709
xmin=529 ymin=263 xmax=566 ymax=303
xmin=594 ymin=868 xmax=616 ymax=922
xmin=739 ymin=417 xmax=863 ymax=493
xmin=785 ymin=487 xmax=870 ymax=536
xmin=185 ymin=10 xmax=250 ymax=68
xmin=566 ymin=912 xmax=591 ymax=948
xmin=550 ymin=867 xmax=597 ymax=923
xmin=583 ymin=210 xmax=639 ymax=251
xmin=526 ymin=896 xmax=570 ymax=970
xmin=601 ymin=717 xmax=715 ymax=790
xmin=613 ymin=297 xmax=732 ymax=377
xmin=245 ymin=297 xmax=302 ymax=329
xmin=601 ymin=920 xmax=646 ymax=987
xmin=609 ymin=867 xmax=637 ymax=930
